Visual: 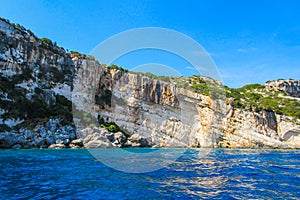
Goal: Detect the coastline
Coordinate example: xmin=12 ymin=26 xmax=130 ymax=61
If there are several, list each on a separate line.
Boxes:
xmin=0 ymin=18 xmax=300 ymax=150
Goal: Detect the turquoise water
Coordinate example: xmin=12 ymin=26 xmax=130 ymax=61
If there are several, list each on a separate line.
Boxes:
xmin=0 ymin=149 xmax=299 ymax=199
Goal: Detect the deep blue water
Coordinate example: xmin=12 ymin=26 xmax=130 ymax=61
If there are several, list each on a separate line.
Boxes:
xmin=0 ymin=148 xmax=299 ymax=199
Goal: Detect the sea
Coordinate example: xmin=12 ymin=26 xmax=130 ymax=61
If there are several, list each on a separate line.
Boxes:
xmin=0 ymin=148 xmax=299 ymax=199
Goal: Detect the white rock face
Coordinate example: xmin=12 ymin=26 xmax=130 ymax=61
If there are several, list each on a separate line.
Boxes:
xmin=265 ymin=80 xmax=300 ymax=97
xmin=2 ymin=118 xmax=24 ymax=127
xmin=72 ymin=62 xmax=300 ymax=148
xmin=52 ymin=83 xmax=72 ymax=101
xmin=223 ymin=106 xmax=300 ymax=148
xmin=72 ymin=62 xmax=226 ymax=148
xmin=0 ymin=20 xmax=15 ymax=36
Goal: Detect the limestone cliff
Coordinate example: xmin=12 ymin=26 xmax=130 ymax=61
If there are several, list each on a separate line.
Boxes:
xmin=223 ymin=107 xmax=300 ymax=148
xmin=78 ymin=68 xmax=225 ymax=148
xmin=0 ymin=18 xmax=75 ymax=148
xmin=265 ymin=79 xmax=300 ymax=98
xmin=73 ymin=62 xmax=300 ymax=148
xmin=0 ymin=18 xmax=299 ymax=149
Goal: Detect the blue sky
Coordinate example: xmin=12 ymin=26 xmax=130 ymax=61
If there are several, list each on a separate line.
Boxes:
xmin=1 ymin=0 xmax=300 ymax=87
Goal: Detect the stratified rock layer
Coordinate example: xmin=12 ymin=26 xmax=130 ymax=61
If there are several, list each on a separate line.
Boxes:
xmin=0 ymin=18 xmax=299 ymax=148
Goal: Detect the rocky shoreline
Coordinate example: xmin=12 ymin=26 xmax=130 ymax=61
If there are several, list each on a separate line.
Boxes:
xmin=1 ymin=121 xmax=299 ymax=149
xmin=0 ymin=118 xmax=151 ymax=149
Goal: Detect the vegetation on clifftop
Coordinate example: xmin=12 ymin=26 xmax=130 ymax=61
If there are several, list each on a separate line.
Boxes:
xmin=101 ymin=64 xmax=129 ymax=73
xmin=226 ymin=84 xmax=300 ymax=119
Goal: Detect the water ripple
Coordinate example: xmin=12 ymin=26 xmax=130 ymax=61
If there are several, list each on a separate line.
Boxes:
xmin=0 ymin=149 xmax=299 ymax=199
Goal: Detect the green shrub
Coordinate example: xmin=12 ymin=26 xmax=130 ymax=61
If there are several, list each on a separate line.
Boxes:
xmin=242 ymin=84 xmax=264 ymax=91
xmin=89 ymin=123 xmax=97 ymax=128
xmin=108 ymin=124 xmax=118 ymax=132
xmin=192 ymin=83 xmax=210 ymax=95
xmin=144 ymin=72 xmax=158 ymax=79
xmin=86 ymin=55 xmax=95 ymax=60
xmin=1 ymin=75 xmax=74 ymax=129
xmin=49 ymin=67 xmax=64 ymax=83
xmin=41 ymin=38 xmax=53 ymax=47
xmin=98 ymin=121 xmax=121 ymax=133
xmin=226 ymin=83 xmax=300 ymax=119
xmin=107 ymin=64 xmax=128 ymax=72
xmin=70 ymin=51 xmax=82 ymax=58
xmin=12 ymin=67 xmax=33 ymax=83
xmin=34 ymin=87 xmax=42 ymax=94
xmin=0 ymin=124 xmax=11 ymax=132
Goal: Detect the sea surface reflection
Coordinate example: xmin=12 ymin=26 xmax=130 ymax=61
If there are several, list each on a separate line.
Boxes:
xmin=0 ymin=148 xmax=299 ymax=199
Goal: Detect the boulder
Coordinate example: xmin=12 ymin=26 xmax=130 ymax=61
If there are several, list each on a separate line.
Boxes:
xmin=55 ymin=139 xmax=64 ymax=144
xmin=46 ymin=118 xmax=60 ymax=132
xmin=78 ymin=127 xmax=93 ymax=139
xmin=45 ymin=137 xmax=55 ymax=145
xmin=16 ymin=135 xmax=26 ymax=145
xmin=20 ymin=129 xmax=33 ymax=139
xmin=70 ymin=138 xmax=83 ymax=147
xmin=69 ymin=144 xmax=80 ymax=148
xmin=139 ymin=138 xmax=149 ymax=147
xmin=12 ymin=144 xmax=22 ymax=149
xmin=48 ymin=144 xmax=65 ymax=148
xmin=128 ymin=133 xmax=141 ymax=142
xmin=76 ymin=126 xmax=118 ymax=148
xmin=39 ymin=127 xmax=47 ymax=138
xmin=127 ymin=133 xmax=149 ymax=147
xmin=105 ymin=132 xmax=115 ymax=141
xmin=0 ymin=132 xmax=17 ymax=148
xmin=84 ymin=139 xmax=114 ymax=148
xmin=80 ymin=128 xmax=114 ymax=148
xmin=63 ymin=138 xmax=70 ymax=145
xmin=32 ymin=137 xmax=46 ymax=148
xmin=113 ymin=132 xmax=127 ymax=146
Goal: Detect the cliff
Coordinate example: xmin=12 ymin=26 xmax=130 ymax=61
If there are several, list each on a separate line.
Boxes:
xmin=0 ymin=18 xmax=299 ymax=149
xmin=265 ymin=79 xmax=300 ymax=98
xmin=73 ymin=65 xmax=300 ymax=148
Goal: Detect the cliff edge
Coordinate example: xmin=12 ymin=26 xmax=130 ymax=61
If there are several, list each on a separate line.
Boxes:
xmin=0 ymin=18 xmax=299 ymax=149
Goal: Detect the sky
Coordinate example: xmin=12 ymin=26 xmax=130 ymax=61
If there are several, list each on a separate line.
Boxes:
xmin=1 ymin=0 xmax=300 ymax=87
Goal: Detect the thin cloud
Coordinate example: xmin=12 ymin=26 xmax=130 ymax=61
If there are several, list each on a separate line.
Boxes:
xmin=236 ymin=48 xmax=248 ymax=52
xmin=185 ymin=66 xmax=195 ymax=70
